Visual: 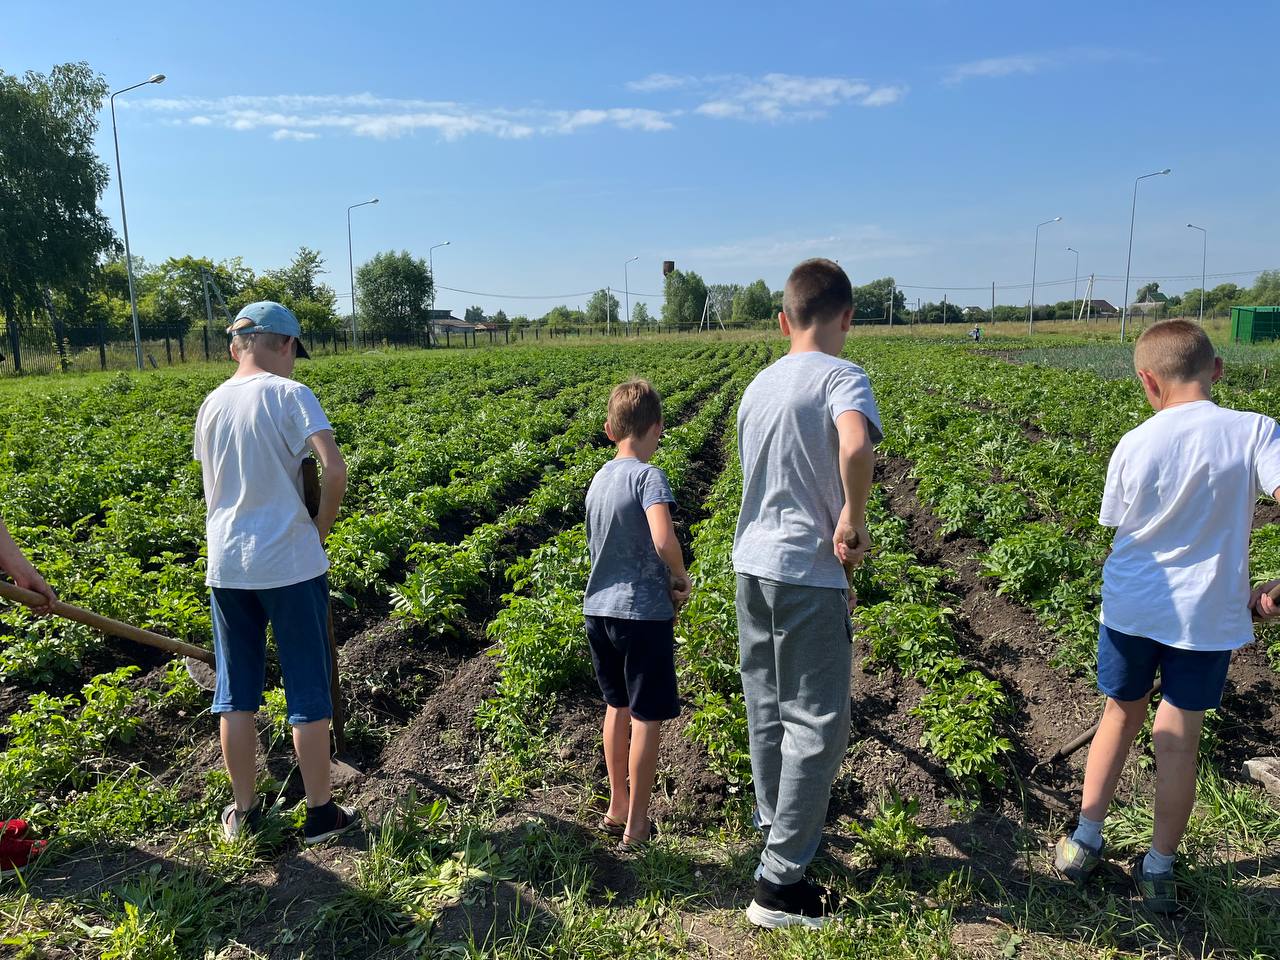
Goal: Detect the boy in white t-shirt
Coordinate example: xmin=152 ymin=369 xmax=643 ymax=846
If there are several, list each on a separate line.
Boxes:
xmin=1055 ymin=320 xmax=1280 ymax=913
xmin=194 ymin=302 xmax=358 ymax=844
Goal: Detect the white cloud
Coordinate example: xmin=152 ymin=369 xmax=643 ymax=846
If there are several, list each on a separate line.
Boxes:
xmin=626 ymin=73 xmax=691 ymax=92
xmin=133 ymin=92 xmax=675 ymax=142
xmin=271 ymin=128 xmax=318 ymax=141
xmin=631 ymin=72 xmax=906 ymax=121
xmin=943 ymin=49 xmax=1131 ymax=85
xmin=944 ymin=54 xmax=1049 ymax=84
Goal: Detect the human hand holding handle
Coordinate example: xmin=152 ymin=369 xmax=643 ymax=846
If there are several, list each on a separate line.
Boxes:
xmin=670 ymin=573 xmax=692 ymax=613
xmin=834 ymin=510 xmax=870 ymax=571
xmin=1250 ymin=579 xmax=1280 ymax=620
xmin=13 ymin=566 xmax=56 ymax=615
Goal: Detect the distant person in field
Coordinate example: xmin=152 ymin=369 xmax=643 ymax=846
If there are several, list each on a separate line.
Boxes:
xmin=733 ymin=258 xmax=881 ymax=929
xmin=0 ymin=518 xmax=55 ymax=877
xmin=583 ymin=379 xmax=691 ymax=851
xmin=194 ymin=302 xmax=358 ymax=844
xmin=1055 ymin=319 xmax=1280 ymax=913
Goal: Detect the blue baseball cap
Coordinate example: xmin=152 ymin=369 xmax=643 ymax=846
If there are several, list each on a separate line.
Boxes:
xmin=227 ymin=301 xmax=310 ymax=358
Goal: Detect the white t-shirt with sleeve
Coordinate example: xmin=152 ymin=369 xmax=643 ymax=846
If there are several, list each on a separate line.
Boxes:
xmin=194 ymin=372 xmax=333 ymax=590
xmin=1100 ymin=400 xmax=1280 ymax=651
xmin=733 ymin=351 xmax=883 ymax=589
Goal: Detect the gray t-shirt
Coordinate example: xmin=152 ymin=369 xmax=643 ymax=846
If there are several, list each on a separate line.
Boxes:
xmin=733 ymin=351 xmax=883 ymax=589
xmin=584 ymin=458 xmax=677 ymax=620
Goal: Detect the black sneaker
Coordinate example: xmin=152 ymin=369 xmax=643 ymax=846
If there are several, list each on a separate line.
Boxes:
xmin=746 ymin=876 xmax=837 ymax=929
xmin=303 ymin=801 xmax=361 ymax=845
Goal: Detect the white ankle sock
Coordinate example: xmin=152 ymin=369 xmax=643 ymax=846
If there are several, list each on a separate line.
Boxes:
xmin=1071 ymin=814 xmax=1104 ymax=852
xmin=1143 ymin=846 xmax=1175 ymax=876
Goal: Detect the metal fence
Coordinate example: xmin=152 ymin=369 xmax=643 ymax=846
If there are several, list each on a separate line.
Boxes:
xmin=0 ymin=320 xmax=756 ymax=378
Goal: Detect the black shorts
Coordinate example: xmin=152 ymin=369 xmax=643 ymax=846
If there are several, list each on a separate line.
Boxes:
xmin=584 ymin=615 xmax=680 ymax=721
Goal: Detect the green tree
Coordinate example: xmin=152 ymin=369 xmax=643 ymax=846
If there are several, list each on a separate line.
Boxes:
xmin=464 ymin=305 xmax=486 ymax=324
xmin=631 ymin=302 xmax=651 ymax=325
xmin=1134 ymin=281 xmax=1163 ymax=303
xmin=1249 ymin=270 xmax=1280 ymax=305
xmin=585 ymin=288 xmax=620 ymax=326
xmin=491 ymin=309 xmax=508 ymax=326
xmin=731 ymin=279 xmax=774 ymax=326
xmin=355 ymin=250 xmax=434 ymax=336
xmin=0 ymin=62 xmax=116 ymax=364
xmin=851 ymin=278 xmax=905 ymax=322
xmin=661 ymin=269 xmax=707 ymax=326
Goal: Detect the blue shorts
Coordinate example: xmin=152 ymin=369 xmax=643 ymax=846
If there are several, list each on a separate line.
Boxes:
xmin=211 ymin=574 xmax=332 ymax=725
xmin=585 ymin=615 xmax=680 ymax=722
xmin=1097 ymin=623 xmax=1232 ymax=712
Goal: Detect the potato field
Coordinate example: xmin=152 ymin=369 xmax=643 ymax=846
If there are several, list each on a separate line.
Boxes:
xmin=1 ymin=334 xmax=1278 ymax=959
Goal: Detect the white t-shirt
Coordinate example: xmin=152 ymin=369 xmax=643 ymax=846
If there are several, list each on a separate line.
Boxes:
xmin=194 ymin=372 xmax=332 ymax=590
xmin=1100 ymin=400 xmax=1280 ymax=651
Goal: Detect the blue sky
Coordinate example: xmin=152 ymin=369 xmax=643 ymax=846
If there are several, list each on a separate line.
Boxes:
xmin=5 ymin=1 xmax=1277 ymax=316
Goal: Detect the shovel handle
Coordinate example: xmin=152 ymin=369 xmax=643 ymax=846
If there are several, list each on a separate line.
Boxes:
xmin=0 ymin=580 xmax=215 ymax=666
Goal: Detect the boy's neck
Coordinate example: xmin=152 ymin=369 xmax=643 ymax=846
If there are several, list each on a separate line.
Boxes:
xmin=614 ymin=439 xmax=651 ymax=463
xmin=1156 ymin=379 xmax=1213 ymax=410
xmin=788 ymin=327 xmax=847 ymax=358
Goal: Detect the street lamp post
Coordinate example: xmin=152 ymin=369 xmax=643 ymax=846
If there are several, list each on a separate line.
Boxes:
xmin=1187 ymin=224 xmax=1206 ymax=323
xmin=1067 ymin=247 xmax=1080 ymax=321
xmin=346 ymin=198 xmax=379 ymax=344
xmin=110 ymin=73 xmax=166 ymax=371
xmin=622 ymin=256 xmax=638 ymax=335
xmin=429 ymin=241 xmax=450 ymax=313
xmin=1120 ymin=168 xmax=1171 ymax=342
xmin=1029 ymin=217 xmax=1061 ymax=333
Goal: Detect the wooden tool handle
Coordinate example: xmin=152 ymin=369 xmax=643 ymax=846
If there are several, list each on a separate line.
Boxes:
xmin=301 ymin=457 xmax=321 ymax=519
xmin=0 ymin=581 xmax=215 ymax=666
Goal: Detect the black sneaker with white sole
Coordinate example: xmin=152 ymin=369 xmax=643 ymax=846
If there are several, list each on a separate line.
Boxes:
xmin=746 ymin=876 xmax=837 ymax=929
xmin=303 ymin=801 xmax=360 ymax=845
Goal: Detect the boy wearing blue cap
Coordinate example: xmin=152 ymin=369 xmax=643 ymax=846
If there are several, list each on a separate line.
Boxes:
xmin=194 ymin=301 xmax=358 ymax=843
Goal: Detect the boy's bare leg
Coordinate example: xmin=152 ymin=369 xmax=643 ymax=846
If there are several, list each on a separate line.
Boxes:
xmin=220 ymin=711 xmax=259 ymax=811
xmin=1080 ymin=696 xmax=1149 ymax=821
xmin=603 ymin=705 xmax=631 ymax=824
xmin=293 ymin=719 xmax=333 ymax=808
xmin=1151 ymin=700 xmax=1203 ymax=856
xmin=625 ymin=718 xmax=663 ymax=840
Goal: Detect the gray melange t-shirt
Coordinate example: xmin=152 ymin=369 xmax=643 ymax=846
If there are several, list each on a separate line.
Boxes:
xmin=584 ymin=457 xmax=676 ymax=620
xmin=733 ymin=351 xmax=883 ymax=589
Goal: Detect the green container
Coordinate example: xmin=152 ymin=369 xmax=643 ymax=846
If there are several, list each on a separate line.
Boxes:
xmin=1232 ymin=306 xmax=1280 ymax=344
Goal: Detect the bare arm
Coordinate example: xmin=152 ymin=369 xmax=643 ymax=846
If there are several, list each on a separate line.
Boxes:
xmin=0 ymin=518 xmax=56 ymax=613
xmin=306 ymin=429 xmax=348 ymax=543
xmin=1253 ymin=487 xmax=1280 ymax=619
xmin=833 ymin=410 xmax=875 ymax=571
xmin=645 ymin=502 xmax=691 ymax=607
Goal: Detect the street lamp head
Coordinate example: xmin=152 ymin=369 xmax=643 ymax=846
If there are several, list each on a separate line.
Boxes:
xmin=1052 ymin=216 xmax=1062 ymax=222
xmin=626 ymin=256 xmax=639 ymax=264
xmin=1160 ymin=168 xmax=1171 ymax=175
xmin=370 ymin=198 xmax=379 ymax=204
xmin=442 ymin=240 xmax=450 ymax=246
xmin=149 ymin=74 xmax=166 ymax=84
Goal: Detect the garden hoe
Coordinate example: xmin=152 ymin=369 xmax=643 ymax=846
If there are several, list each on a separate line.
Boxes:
xmin=1038 ymin=580 xmax=1280 ymax=772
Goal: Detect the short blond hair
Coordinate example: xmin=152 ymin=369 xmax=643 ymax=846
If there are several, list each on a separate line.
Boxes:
xmin=607 ymin=379 xmax=662 ymax=440
xmin=1133 ymin=319 xmax=1216 ymax=382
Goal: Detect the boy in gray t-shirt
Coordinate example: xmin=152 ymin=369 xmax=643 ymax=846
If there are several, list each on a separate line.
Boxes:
xmin=584 ymin=379 xmax=691 ymax=850
xmin=734 ymin=259 xmax=881 ymax=930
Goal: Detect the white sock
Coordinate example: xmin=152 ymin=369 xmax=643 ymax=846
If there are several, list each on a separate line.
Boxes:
xmin=1143 ymin=846 xmax=1176 ymax=876
xmin=1071 ymin=814 xmax=1104 ymax=852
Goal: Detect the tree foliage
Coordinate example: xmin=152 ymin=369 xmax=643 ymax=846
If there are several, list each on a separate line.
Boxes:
xmin=0 ymin=62 xmax=115 ymax=333
xmin=661 ymin=269 xmax=707 ymax=326
xmin=585 ymin=289 xmax=620 ymax=326
xmin=464 ymin=305 xmax=486 ymax=325
xmin=731 ymin=280 xmax=774 ymax=326
xmin=631 ymin=302 xmax=652 ymax=325
xmin=355 ymin=250 xmax=434 ymax=336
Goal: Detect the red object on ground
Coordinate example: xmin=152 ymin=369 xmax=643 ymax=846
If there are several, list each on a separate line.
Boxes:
xmin=0 ymin=835 xmax=46 ymax=877
xmin=1 ymin=819 xmax=30 ymax=839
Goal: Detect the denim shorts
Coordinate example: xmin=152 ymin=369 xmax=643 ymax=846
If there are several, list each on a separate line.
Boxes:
xmin=585 ymin=615 xmax=680 ymax=721
xmin=211 ymin=574 xmax=332 ymax=725
xmin=1097 ymin=623 xmax=1232 ymax=711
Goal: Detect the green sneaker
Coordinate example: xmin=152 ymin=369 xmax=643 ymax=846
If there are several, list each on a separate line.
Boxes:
xmin=1053 ymin=836 xmax=1102 ymax=885
xmin=1131 ymin=857 xmax=1177 ymax=914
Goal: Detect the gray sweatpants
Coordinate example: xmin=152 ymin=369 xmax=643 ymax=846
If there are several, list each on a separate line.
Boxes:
xmin=736 ymin=573 xmax=852 ymax=886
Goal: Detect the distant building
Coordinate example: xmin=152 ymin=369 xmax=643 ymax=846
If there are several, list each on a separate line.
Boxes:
xmin=428 ymin=309 xmax=474 ymax=334
xmin=1086 ymin=299 xmax=1119 ymax=317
